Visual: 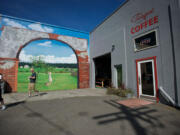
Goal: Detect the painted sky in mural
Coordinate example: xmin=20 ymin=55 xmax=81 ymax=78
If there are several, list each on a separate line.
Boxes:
xmin=0 ymin=16 xmax=89 ymax=39
xmin=20 ymin=40 xmax=77 ymax=63
xmin=0 ymin=16 xmax=89 ymax=64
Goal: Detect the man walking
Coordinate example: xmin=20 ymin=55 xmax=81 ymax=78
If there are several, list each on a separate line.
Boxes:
xmin=0 ymin=73 xmax=6 ymax=110
xmin=28 ymin=68 xmax=39 ymax=97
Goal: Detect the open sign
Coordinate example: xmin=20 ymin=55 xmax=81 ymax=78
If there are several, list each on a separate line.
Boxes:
xmin=134 ymin=30 xmax=157 ymax=51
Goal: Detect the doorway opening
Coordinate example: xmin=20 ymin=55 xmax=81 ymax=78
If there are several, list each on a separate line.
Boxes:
xmin=136 ymin=56 xmax=158 ymax=101
xmin=94 ymin=53 xmax=112 ymax=88
xmin=115 ymin=64 xmax=122 ymax=88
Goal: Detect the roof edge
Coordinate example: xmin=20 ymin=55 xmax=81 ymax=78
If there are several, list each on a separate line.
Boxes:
xmin=90 ymin=0 xmax=129 ymax=34
xmin=0 ymin=14 xmax=89 ymax=34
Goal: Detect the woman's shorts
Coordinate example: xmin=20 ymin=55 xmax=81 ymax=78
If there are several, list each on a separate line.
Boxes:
xmin=28 ymin=83 xmax=36 ymax=91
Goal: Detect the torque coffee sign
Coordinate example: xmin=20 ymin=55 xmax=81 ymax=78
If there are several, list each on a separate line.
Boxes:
xmin=130 ymin=8 xmax=159 ymax=34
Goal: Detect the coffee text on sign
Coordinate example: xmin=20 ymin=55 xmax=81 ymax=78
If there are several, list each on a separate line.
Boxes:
xmin=131 ymin=16 xmax=158 ymax=34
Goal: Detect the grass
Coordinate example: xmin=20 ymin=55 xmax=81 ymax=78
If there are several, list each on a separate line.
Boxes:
xmin=17 ymin=72 xmax=77 ymax=93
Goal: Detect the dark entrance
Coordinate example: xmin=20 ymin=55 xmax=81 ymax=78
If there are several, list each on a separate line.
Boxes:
xmin=140 ymin=62 xmax=154 ymax=96
xmin=94 ymin=53 xmax=112 ymax=88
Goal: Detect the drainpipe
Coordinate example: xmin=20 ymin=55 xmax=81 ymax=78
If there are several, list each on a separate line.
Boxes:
xmin=123 ymin=28 xmax=128 ymax=87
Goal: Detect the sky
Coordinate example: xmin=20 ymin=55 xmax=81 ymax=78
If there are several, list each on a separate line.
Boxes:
xmin=0 ymin=0 xmax=125 ymax=64
xmin=0 ymin=0 xmax=126 ymax=32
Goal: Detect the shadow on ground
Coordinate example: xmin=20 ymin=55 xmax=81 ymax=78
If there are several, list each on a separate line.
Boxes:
xmin=4 ymin=93 xmax=74 ymax=135
xmin=6 ymin=101 xmax=26 ymax=108
xmin=23 ymin=104 xmax=74 ymax=135
xmin=93 ymin=100 xmax=164 ymax=135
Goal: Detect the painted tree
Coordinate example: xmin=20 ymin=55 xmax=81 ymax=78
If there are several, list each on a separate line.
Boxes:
xmin=31 ymin=56 xmax=49 ymax=73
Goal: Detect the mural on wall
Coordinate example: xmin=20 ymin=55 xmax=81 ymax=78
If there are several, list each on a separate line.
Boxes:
xmin=18 ymin=39 xmax=78 ymax=92
xmin=0 ymin=15 xmax=89 ymax=92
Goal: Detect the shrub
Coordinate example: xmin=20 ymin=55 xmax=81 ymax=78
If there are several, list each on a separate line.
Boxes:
xmin=107 ymin=87 xmax=117 ymax=95
xmin=107 ymin=87 xmax=133 ymax=97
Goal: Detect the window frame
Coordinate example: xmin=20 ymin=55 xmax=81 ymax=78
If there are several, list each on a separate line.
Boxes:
xmin=133 ymin=29 xmax=159 ymax=52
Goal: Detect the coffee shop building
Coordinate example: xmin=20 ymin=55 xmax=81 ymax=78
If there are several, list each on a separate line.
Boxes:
xmin=89 ymin=0 xmax=180 ymax=105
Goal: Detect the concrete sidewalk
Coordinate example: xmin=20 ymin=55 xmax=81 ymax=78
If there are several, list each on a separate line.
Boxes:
xmin=3 ymin=88 xmax=108 ymax=104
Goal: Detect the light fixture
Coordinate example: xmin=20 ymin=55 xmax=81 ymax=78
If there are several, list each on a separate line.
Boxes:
xmin=111 ymin=44 xmax=115 ymax=52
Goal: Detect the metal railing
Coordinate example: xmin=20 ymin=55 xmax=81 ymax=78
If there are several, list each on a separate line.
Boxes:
xmin=159 ymin=86 xmax=179 ymax=107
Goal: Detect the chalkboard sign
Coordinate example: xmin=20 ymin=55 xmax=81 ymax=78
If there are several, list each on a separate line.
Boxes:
xmin=134 ymin=30 xmax=157 ymax=51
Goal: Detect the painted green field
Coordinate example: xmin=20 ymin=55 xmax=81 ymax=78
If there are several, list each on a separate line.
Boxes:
xmin=17 ymin=72 xmax=77 ymax=92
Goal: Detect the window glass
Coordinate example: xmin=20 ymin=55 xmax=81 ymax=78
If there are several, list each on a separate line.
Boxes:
xmin=134 ymin=31 xmax=157 ymax=51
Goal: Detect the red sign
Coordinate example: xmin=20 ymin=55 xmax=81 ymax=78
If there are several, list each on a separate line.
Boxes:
xmin=131 ymin=16 xmax=158 ymax=34
xmin=131 ymin=8 xmax=154 ymax=23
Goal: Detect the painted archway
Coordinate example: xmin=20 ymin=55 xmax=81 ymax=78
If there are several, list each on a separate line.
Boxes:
xmin=17 ymin=39 xmax=79 ymax=92
xmin=0 ymin=26 xmax=89 ymax=92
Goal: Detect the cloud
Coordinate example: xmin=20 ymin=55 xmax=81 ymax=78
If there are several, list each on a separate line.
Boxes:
xmin=37 ymin=41 xmax=52 ymax=47
xmin=3 ymin=18 xmax=54 ymax=33
xmin=19 ymin=50 xmax=77 ymax=63
xmin=40 ymin=54 xmax=77 ymax=63
xmin=3 ymin=18 xmax=26 ymax=29
xmin=28 ymin=23 xmax=54 ymax=33
xmin=19 ymin=50 xmax=33 ymax=63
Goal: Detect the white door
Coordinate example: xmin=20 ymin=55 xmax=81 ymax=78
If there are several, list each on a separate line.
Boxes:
xmin=137 ymin=60 xmax=156 ymax=97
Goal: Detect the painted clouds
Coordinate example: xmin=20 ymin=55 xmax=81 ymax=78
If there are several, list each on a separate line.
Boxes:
xmin=3 ymin=18 xmax=26 ymax=29
xmin=19 ymin=50 xmax=77 ymax=63
xmin=3 ymin=18 xmax=54 ymax=33
xmin=37 ymin=41 xmax=52 ymax=47
xmin=28 ymin=23 xmax=53 ymax=33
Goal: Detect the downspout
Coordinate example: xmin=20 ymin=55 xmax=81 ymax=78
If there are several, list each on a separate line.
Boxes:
xmin=168 ymin=4 xmax=179 ymax=105
xmin=123 ymin=27 xmax=128 ymax=87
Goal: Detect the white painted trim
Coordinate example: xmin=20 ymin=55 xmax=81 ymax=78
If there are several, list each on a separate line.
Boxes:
xmin=133 ymin=29 xmax=159 ymax=52
xmin=114 ymin=67 xmax=118 ymax=88
xmin=137 ymin=59 xmax=156 ymax=97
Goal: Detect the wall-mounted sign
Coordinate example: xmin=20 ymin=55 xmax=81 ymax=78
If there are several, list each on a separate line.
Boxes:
xmin=131 ymin=16 xmax=158 ymax=34
xmin=130 ymin=8 xmax=158 ymax=34
xmin=134 ymin=30 xmax=158 ymax=51
xmin=131 ymin=8 xmax=154 ymax=23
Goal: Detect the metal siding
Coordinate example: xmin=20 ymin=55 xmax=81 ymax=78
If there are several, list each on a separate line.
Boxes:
xmin=90 ymin=0 xmax=179 ymax=105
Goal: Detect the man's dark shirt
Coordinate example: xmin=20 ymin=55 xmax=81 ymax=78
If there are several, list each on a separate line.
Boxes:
xmin=30 ymin=72 xmax=36 ymax=83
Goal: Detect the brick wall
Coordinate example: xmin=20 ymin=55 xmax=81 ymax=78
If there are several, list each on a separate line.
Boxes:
xmin=75 ymin=50 xmax=89 ymax=88
xmin=0 ymin=28 xmax=89 ymax=92
xmin=0 ymin=58 xmax=18 ymax=92
xmin=0 ymin=50 xmax=89 ymax=92
xmin=0 ymin=56 xmax=89 ymax=92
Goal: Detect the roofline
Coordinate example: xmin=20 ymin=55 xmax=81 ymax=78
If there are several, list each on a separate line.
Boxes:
xmin=90 ymin=0 xmax=129 ymax=34
xmin=0 ymin=14 xmax=89 ymax=34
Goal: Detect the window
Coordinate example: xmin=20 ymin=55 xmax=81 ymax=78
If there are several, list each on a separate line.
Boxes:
xmin=134 ymin=30 xmax=158 ymax=51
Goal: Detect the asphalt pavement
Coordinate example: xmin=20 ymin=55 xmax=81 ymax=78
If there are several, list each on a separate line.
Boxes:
xmin=0 ymin=89 xmax=180 ymax=135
